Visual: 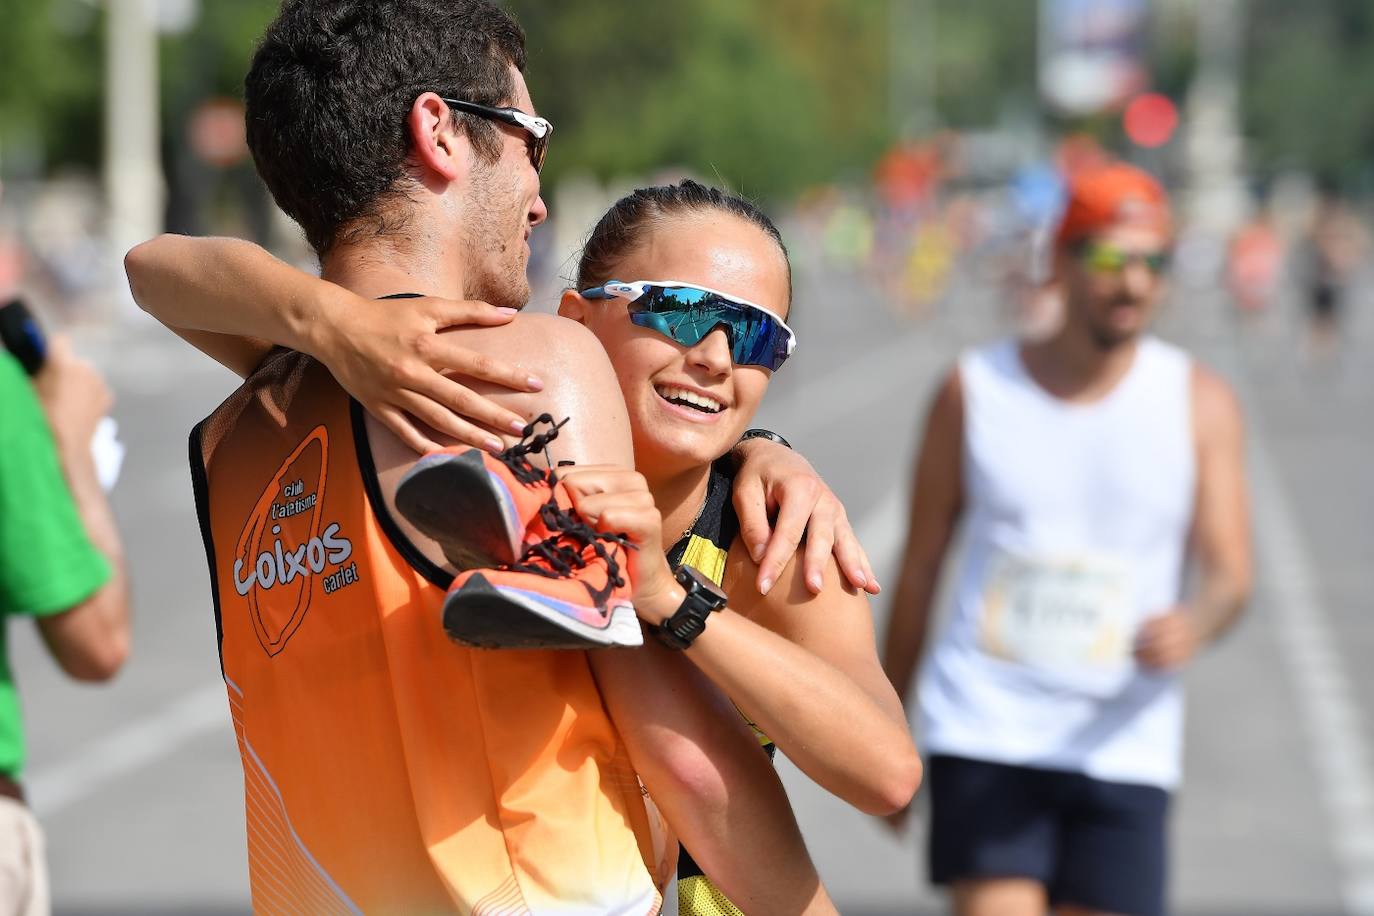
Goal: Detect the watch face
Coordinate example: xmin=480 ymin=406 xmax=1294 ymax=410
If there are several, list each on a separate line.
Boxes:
xmin=678 ymin=565 xmax=729 ymax=606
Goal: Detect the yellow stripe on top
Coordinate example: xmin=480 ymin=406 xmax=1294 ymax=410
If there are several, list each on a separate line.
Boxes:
xmin=678 ymin=875 xmax=744 ymax=916
xmin=679 ymin=535 xmax=729 ymax=587
xmin=679 ymin=533 xmax=771 ymax=752
xmin=673 ymin=530 xmax=771 ymax=916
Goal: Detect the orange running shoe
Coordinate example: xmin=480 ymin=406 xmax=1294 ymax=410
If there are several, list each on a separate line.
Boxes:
xmin=441 ymin=493 xmax=643 ymax=649
xmin=395 ymin=415 xmax=568 ymax=569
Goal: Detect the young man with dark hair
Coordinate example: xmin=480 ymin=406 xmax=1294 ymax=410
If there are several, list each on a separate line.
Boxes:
xmin=127 ymin=1 xmax=861 ymax=911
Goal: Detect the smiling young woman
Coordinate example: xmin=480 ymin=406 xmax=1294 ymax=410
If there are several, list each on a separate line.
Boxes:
xmin=552 ymin=181 xmax=919 ymax=914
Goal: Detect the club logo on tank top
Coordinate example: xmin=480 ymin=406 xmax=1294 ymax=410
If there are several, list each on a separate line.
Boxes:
xmin=231 ymin=426 xmax=361 ymax=656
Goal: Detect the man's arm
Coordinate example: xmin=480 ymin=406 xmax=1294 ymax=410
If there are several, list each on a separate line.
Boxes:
xmin=34 ymin=433 xmax=129 ymax=682
xmin=588 ymin=645 xmax=836 ymax=914
xmin=1136 ymin=365 xmax=1252 ymax=669
xmin=11 ymin=340 xmax=130 ymax=681
xmin=880 ymin=369 xmax=964 ymax=706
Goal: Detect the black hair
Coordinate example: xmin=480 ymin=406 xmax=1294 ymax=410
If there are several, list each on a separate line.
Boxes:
xmin=244 ymin=0 xmax=526 ymax=256
xmin=575 ymin=180 xmax=792 ymax=303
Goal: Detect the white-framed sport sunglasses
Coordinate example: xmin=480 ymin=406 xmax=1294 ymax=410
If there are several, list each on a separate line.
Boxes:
xmin=581 ymin=279 xmax=797 ymax=371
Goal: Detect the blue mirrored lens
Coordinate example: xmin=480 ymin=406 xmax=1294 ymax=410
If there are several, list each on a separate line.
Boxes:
xmin=627 ymin=286 xmax=790 ymax=370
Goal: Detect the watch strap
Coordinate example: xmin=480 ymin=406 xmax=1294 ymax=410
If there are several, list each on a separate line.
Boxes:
xmin=738 ymin=428 xmax=792 ymax=450
xmin=653 ymin=566 xmax=727 ymax=650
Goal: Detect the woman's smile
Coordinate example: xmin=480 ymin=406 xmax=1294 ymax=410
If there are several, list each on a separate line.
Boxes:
xmin=652 ymin=382 xmax=729 ymax=423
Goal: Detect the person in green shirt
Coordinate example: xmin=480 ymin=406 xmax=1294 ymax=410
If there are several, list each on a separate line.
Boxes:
xmin=0 ymin=335 xmax=130 ymax=915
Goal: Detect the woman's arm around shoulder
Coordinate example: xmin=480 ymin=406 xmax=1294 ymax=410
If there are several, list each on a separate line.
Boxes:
xmin=125 ymin=234 xmax=540 ymax=452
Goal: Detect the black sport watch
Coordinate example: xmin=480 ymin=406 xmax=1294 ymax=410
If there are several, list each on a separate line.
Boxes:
xmin=654 ymin=566 xmax=729 ymax=650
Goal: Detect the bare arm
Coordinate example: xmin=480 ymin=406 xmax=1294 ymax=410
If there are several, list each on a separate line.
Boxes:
xmin=880 ymin=369 xmax=964 ymax=706
xmin=32 ymin=339 xmax=129 ymax=681
xmin=124 ymin=235 xmax=320 ymax=376
xmin=709 ymin=547 xmax=922 ymax=815
xmin=589 ymin=644 xmax=835 ymax=914
xmin=1136 ymin=365 xmax=1252 ymax=669
xmin=123 ymin=234 xmax=540 ymax=452
xmin=1188 ymin=366 xmax=1252 ymax=641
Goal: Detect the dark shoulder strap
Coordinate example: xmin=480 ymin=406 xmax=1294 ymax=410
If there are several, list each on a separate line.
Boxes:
xmin=667 ymin=458 xmax=739 ymax=561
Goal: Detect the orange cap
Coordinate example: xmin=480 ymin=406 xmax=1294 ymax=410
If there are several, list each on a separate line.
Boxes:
xmin=1055 ymin=163 xmax=1171 ymax=247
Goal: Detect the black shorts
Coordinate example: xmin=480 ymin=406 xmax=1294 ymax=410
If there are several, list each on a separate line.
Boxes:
xmin=927 ymin=755 xmax=1170 ymax=916
xmin=1311 ymin=282 xmax=1340 ymax=319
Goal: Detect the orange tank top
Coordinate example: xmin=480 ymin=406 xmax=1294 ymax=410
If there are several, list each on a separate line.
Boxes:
xmin=190 ymin=350 xmax=670 ymax=914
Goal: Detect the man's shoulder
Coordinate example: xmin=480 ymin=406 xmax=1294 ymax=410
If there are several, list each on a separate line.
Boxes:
xmin=1139 ymin=333 xmax=1190 ymax=357
xmin=1187 ymin=360 xmax=1244 ymax=444
xmin=965 ymin=335 xmax=1018 ymax=364
xmin=245 ymin=346 xmax=320 ymax=385
xmin=194 ymin=349 xmax=344 ymax=465
xmin=213 ymin=349 xmax=334 ymax=417
xmin=957 ymin=336 xmax=1020 ymax=388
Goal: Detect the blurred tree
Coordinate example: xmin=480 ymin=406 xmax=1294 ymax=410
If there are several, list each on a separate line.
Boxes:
xmin=1244 ymin=0 xmax=1374 ymax=186
xmin=6 ymin=1 xmax=1372 ymax=201
xmin=159 ymin=0 xmax=281 ymax=104
xmin=930 ymin=0 xmax=1038 ymax=128
xmin=0 ymin=0 xmax=103 ymax=174
xmin=508 ymin=0 xmax=891 ymax=199
xmin=0 ymin=0 xmax=987 ymax=196
xmin=158 ymin=1 xmax=280 ymax=237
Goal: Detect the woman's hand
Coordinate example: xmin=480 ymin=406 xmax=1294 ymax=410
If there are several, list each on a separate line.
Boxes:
xmin=557 ymin=465 xmax=682 ymax=622
xmin=732 ymin=439 xmax=879 ymax=597
xmin=313 ymin=296 xmax=544 ymax=455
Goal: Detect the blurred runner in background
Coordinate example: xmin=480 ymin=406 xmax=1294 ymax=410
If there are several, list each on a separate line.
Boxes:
xmin=881 ymin=163 xmax=1253 ymax=916
xmin=1227 ymin=207 xmax=1283 ymax=320
xmin=0 ymin=334 xmax=130 ymax=916
xmin=1299 ymin=191 xmax=1368 ymax=359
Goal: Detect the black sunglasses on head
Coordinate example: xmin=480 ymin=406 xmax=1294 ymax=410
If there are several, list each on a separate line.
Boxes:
xmin=440 ymin=97 xmax=552 ymax=173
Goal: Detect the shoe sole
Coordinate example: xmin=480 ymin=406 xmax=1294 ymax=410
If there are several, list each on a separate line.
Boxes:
xmin=443 ymin=573 xmax=643 ymax=650
xmin=395 ymin=451 xmax=524 ymax=570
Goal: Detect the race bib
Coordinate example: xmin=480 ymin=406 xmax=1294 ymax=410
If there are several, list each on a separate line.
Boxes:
xmin=978 ymin=552 xmax=1135 ymax=669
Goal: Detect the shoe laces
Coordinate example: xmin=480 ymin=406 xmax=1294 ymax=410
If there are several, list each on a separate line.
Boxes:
xmin=498 ymin=414 xmax=569 ymax=486
xmin=510 ymin=499 xmax=635 ymax=609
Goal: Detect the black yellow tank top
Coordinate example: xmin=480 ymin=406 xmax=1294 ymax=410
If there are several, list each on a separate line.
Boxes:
xmin=666 ymin=458 xmax=776 ymax=916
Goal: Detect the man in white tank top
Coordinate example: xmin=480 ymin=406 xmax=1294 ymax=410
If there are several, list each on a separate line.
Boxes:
xmin=881 ymin=163 xmax=1253 ymax=916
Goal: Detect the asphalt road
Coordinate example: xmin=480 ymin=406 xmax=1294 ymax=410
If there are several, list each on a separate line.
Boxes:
xmin=11 ymin=237 xmax=1372 ymax=915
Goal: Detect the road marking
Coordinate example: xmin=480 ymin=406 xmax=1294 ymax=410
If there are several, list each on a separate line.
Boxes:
xmin=1250 ymin=423 xmax=1374 ymax=916
xmin=28 ymin=683 xmax=227 ymax=818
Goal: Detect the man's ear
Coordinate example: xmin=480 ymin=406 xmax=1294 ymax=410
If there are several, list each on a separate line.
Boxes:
xmin=407 ymin=93 xmax=467 ymax=186
xmin=558 ymin=288 xmax=589 ymax=323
